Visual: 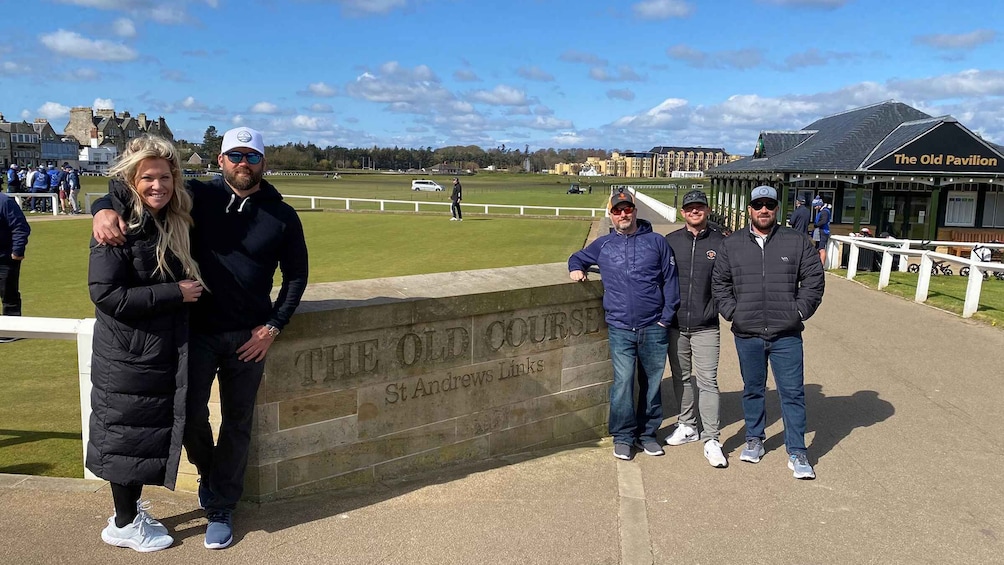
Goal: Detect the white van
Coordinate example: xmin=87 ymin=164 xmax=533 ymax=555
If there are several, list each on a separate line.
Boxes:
xmin=411 ymin=179 xmax=444 ymax=191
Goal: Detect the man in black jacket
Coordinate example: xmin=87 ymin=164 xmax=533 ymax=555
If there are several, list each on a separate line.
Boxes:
xmin=450 ymin=177 xmax=463 ymax=221
xmin=789 ymin=196 xmax=810 ymax=237
xmin=663 ymin=190 xmax=728 ymax=467
xmin=92 ymin=127 xmax=309 ymax=548
xmin=712 ymin=185 xmax=824 ymax=479
xmin=0 ymin=190 xmax=29 ymax=343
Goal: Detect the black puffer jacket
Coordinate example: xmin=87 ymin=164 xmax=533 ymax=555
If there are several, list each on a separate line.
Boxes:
xmin=665 ymin=225 xmax=725 ymax=331
xmin=86 ymin=188 xmax=188 ymax=489
xmin=711 ymin=224 xmax=824 ymax=339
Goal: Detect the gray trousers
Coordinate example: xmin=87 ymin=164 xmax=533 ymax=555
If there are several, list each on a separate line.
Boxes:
xmin=668 ymin=326 xmax=721 ymax=441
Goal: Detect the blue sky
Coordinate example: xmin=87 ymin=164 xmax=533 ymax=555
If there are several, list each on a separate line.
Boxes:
xmin=2 ymin=0 xmax=1003 ymax=154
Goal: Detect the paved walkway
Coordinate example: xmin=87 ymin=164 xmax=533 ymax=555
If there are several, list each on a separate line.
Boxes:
xmin=4 ymin=272 xmax=1003 ymax=564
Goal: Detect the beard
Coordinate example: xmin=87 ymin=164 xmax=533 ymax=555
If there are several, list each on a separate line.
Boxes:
xmin=751 ymin=212 xmax=776 ymax=232
xmin=224 ymin=166 xmax=262 ymax=192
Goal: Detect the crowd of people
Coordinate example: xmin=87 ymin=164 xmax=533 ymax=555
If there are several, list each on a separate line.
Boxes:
xmin=569 ymin=185 xmax=825 ymax=480
xmin=4 ymin=163 xmax=82 ymax=214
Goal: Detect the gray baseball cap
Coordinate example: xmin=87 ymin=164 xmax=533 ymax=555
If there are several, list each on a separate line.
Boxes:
xmin=750 ymin=185 xmax=777 ymax=202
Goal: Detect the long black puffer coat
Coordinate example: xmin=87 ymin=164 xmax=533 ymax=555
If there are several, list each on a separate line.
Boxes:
xmin=86 ymin=191 xmax=189 ymax=489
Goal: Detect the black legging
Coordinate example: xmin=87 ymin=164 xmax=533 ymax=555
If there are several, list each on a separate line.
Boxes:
xmin=451 ymin=200 xmax=462 ymax=219
xmin=111 ymin=482 xmax=143 ymax=527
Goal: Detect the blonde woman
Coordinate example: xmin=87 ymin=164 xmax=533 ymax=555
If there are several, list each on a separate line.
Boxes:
xmin=87 ymin=135 xmax=204 ymax=552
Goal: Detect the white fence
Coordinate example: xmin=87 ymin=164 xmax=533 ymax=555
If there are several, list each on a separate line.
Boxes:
xmin=6 ymin=193 xmax=61 ymax=217
xmin=827 ymin=235 xmax=1004 ymax=318
xmin=0 ymin=316 xmax=98 ymax=480
xmin=82 ymin=192 xmax=606 ymax=217
xmin=627 ymin=189 xmax=677 ymax=223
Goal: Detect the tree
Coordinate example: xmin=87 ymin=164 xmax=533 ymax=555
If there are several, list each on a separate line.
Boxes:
xmin=202 ymin=126 xmax=222 ymax=158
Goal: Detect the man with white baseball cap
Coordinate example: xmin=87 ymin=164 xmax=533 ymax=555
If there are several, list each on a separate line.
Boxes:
xmin=91 ymin=126 xmax=309 ymax=549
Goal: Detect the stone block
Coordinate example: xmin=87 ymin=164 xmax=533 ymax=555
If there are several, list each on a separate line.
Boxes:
xmin=276 ymin=420 xmax=458 ymax=490
xmin=356 ymin=350 xmax=562 ymax=439
xmin=534 ymin=383 xmax=609 ymax=419
xmin=561 ymin=339 xmax=610 ymax=369
xmin=489 ymin=419 xmax=554 ymax=456
xmin=277 ymin=389 xmax=356 ymax=430
xmin=255 ymin=402 xmax=279 ymax=435
xmin=263 ymin=468 xmax=375 ymax=503
xmin=252 ymin=415 xmax=357 ymax=465
xmin=243 ymin=463 xmax=277 ymax=498
xmin=553 ymin=404 xmax=609 ymax=438
xmin=454 ymin=397 xmax=536 ymax=440
xmin=373 ymin=436 xmax=490 ymax=482
xmin=561 ymin=360 xmax=613 ymax=390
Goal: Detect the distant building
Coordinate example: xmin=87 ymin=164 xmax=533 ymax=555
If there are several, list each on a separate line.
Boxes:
xmin=649 ymin=146 xmax=739 ymax=176
xmin=550 ymin=147 xmax=738 ymax=178
xmin=0 ymin=116 xmax=42 ymax=168
xmin=34 ymin=119 xmax=80 ymax=169
xmin=63 ymin=107 xmax=174 ymax=155
xmin=706 ymin=100 xmax=1004 ymax=241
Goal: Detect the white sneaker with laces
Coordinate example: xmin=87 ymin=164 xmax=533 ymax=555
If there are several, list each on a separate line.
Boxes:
xmin=101 ymin=513 xmax=174 ymax=552
xmin=703 ymin=439 xmax=728 ymax=468
xmin=665 ymin=424 xmax=699 ymax=446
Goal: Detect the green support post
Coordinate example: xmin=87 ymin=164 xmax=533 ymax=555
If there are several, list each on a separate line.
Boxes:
xmin=928 ymin=182 xmax=941 ymax=241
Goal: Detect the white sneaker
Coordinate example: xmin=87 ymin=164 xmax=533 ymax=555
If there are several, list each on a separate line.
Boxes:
xmin=665 ymin=424 xmax=699 ymax=446
xmin=450 ymin=217 xmax=458 ymax=221
xmin=101 ymin=513 xmax=174 ymax=552
xmin=704 ymin=439 xmax=728 ymax=468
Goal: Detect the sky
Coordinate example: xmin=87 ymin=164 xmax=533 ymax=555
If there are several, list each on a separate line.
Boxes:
xmin=2 ymin=0 xmax=1003 ymax=155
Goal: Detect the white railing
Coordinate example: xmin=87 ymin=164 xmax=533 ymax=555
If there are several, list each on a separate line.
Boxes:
xmin=82 ymin=192 xmax=606 ymax=217
xmin=6 ymin=193 xmax=61 ymax=217
xmin=267 ymin=195 xmax=608 ymax=217
xmin=629 ymin=189 xmax=677 ymax=223
xmin=0 ymin=316 xmax=98 ymax=480
xmin=828 ymin=235 xmax=1004 ymax=318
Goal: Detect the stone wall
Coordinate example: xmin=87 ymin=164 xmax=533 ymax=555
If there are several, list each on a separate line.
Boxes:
xmin=176 ymin=263 xmax=612 ymax=502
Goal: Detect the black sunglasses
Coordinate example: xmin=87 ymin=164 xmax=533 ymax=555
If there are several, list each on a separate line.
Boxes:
xmin=224 ymin=151 xmax=263 ymax=165
xmin=750 ymin=199 xmax=778 ymax=211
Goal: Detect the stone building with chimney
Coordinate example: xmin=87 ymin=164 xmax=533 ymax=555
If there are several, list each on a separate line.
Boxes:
xmin=63 ymin=107 xmax=174 ymax=154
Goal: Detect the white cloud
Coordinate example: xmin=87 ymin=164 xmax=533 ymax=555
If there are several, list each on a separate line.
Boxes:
xmin=589 ymin=65 xmax=644 ymax=82
xmin=112 ymin=18 xmax=136 ymax=37
xmin=309 ymin=103 xmax=334 ymax=113
xmin=666 ymin=45 xmax=763 ymax=69
xmin=454 ymin=69 xmax=480 ymax=82
xmin=1 ymin=61 xmax=31 ymax=74
xmin=334 ymin=0 xmax=409 ymax=16
xmin=467 ymin=85 xmax=529 ymax=106
xmin=40 ymin=30 xmax=137 ymax=61
xmin=306 ymin=82 xmax=337 ymax=96
xmin=560 ymin=50 xmax=608 ymax=66
xmin=71 ymin=68 xmax=99 ymax=80
xmin=607 ymin=89 xmax=635 ymax=101
xmin=93 ymin=98 xmax=114 ymax=110
xmin=346 ymin=62 xmax=452 ymax=106
xmin=779 ymin=48 xmax=859 ymax=71
xmin=250 ymin=101 xmax=280 ymax=114
xmin=38 ymin=102 xmax=71 ymax=120
xmin=914 ymin=29 xmax=996 ymax=50
xmin=631 ymin=0 xmax=694 ymax=19
xmin=292 ymin=115 xmax=326 ymax=130
xmin=516 ymin=66 xmax=554 ymax=82
xmin=180 ymin=96 xmax=208 ymax=111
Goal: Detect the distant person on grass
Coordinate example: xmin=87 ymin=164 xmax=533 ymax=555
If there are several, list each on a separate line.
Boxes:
xmin=568 ymin=190 xmax=680 ymax=460
xmin=450 ymin=176 xmax=463 ymax=221
xmin=87 ymin=135 xmax=204 ymax=552
xmin=92 ymin=126 xmax=309 ymax=551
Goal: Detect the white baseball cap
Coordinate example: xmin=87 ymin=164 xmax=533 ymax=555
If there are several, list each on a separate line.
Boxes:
xmin=221 ymin=127 xmax=265 ymax=156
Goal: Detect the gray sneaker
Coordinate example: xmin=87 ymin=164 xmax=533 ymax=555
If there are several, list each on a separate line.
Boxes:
xmin=788 ymin=452 xmax=816 ymax=480
xmin=613 ymin=442 xmax=634 ymax=460
xmin=739 ymin=438 xmax=765 ymax=463
xmin=635 ymin=439 xmax=665 ymax=456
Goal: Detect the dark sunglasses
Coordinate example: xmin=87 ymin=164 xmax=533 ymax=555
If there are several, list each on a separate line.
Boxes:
xmin=224 ymin=151 xmax=263 ymax=165
xmin=610 ymin=206 xmax=636 ymax=215
xmin=750 ymin=199 xmax=778 ymax=211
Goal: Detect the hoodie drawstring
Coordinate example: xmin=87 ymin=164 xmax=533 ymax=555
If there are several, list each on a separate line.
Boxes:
xmin=225 ymin=193 xmax=236 ymax=213
xmin=224 ymin=192 xmax=252 ymax=214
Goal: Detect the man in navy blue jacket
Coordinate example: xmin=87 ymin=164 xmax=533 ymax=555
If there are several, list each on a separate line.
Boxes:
xmin=0 ymin=190 xmax=30 ymax=342
xmin=569 ymin=190 xmax=680 ymax=460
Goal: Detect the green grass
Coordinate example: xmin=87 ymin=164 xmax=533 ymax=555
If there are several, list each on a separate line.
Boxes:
xmin=835 ymin=269 xmax=1004 ymax=327
xmin=1 ymin=205 xmax=592 ymax=478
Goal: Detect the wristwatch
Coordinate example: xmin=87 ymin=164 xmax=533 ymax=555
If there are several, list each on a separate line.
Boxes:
xmin=264 ymin=324 xmax=281 ymax=338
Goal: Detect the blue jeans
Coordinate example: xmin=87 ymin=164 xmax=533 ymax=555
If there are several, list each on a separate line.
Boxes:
xmin=607 ymin=324 xmax=668 ymax=444
xmin=733 ymin=334 xmax=807 ymax=455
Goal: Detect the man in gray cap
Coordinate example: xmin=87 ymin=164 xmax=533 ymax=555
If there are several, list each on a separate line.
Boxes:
xmin=711 ymin=185 xmax=824 ymax=479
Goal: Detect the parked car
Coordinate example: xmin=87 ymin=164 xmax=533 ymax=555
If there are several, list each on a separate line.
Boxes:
xmin=412 ymin=179 xmax=444 ymax=191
